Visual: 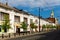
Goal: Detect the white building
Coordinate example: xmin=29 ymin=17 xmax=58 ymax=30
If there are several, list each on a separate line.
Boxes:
xmin=0 ymin=3 xmax=57 ymax=33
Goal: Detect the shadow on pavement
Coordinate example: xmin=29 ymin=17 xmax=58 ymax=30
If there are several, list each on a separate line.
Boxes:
xmin=37 ymin=30 xmax=60 ymax=40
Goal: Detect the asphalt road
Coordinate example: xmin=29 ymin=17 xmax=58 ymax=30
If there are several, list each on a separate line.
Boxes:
xmin=4 ymin=30 xmax=60 ymax=40
xmin=6 ymin=33 xmax=45 ymax=40
xmin=37 ymin=30 xmax=60 ymax=40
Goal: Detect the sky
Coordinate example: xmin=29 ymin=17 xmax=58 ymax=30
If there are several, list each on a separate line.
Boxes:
xmin=0 ymin=0 xmax=60 ymax=23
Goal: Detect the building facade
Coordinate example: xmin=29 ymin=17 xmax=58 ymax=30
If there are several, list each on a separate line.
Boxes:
xmin=0 ymin=3 xmax=57 ymax=33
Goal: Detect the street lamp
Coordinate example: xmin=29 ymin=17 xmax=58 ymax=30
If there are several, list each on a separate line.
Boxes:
xmin=39 ymin=8 xmax=40 ymax=32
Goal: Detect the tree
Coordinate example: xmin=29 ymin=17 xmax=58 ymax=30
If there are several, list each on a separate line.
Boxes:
xmin=1 ymin=14 xmax=11 ymax=32
xmin=30 ymin=23 xmax=35 ymax=29
xmin=46 ymin=25 xmax=52 ymax=31
xmin=21 ymin=21 xmax=28 ymax=31
xmin=34 ymin=24 xmax=37 ymax=32
xmin=42 ymin=25 xmax=46 ymax=31
xmin=46 ymin=25 xmax=57 ymax=31
xmin=56 ymin=24 xmax=60 ymax=30
xmin=30 ymin=22 xmax=37 ymax=32
xmin=42 ymin=24 xmax=51 ymax=31
xmin=42 ymin=25 xmax=46 ymax=28
xmin=50 ymin=25 xmax=57 ymax=30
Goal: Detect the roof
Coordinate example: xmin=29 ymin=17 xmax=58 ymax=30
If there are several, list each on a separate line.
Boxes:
xmin=0 ymin=3 xmax=40 ymax=17
xmin=41 ymin=18 xmax=54 ymax=23
xmin=0 ymin=3 xmax=31 ymax=15
xmin=0 ymin=3 xmax=23 ymax=13
xmin=0 ymin=3 xmax=42 ymax=17
xmin=13 ymin=7 xmax=30 ymax=15
xmin=47 ymin=17 xmax=55 ymax=23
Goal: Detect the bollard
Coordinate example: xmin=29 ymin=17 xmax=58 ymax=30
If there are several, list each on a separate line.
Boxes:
xmin=2 ymin=34 xmax=4 ymax=38
xmin=18 ymin=33 xmax=20 ymax=36
xmin=29 ymin=31 xmax=31 ymax=34
xmin=9 ymin=33 xmax=10 ymax=38
xmin=26 ymin=32 xmax=27 ymax=35
xmin=23 ymin=33 xmax=24 ymax=35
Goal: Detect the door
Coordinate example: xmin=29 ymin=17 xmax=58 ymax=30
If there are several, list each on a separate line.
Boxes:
xmin=16 ymin=26 xmax=20 ymax=33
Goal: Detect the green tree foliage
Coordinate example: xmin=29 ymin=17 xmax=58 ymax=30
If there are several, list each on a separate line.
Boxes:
xmin=42 ymin=24 xmax=57 ymax=28
xmin=34 ymin=25 xmax=37 ymax=29
xmin=42 ymin=24 xmax=57 ymax=31
xmin=1 ymin=14 xmax=11 ymax=32
xmin=30 ymin=23 xmax=37 ymax=29
xmin=46 ymin=25 xmax=50 ymax=28
xmin=30 ymin=23 xmax=35 ymax=29
xmin=21 ymin=22 xmax=28 ymax=31
xmin=56 ymin=25 xmax=60 ymax=30
xmin=30 ymin=22 xmax=37 ymax=32
xmin=42 ymin=25 xmax=46 ymax=28
xmin=46 ymin=25 xmax=57 ymax=28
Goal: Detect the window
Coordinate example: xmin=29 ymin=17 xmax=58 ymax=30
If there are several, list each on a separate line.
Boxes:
xmin=14 ymin=16 xmax=20 ymax=23
xmin=0 ymin=12 xmax=9 ymax=21
xmin=35 ymin=20 xmax=38 ymax=24
xmin=24 ymin=17 xmax=27 ymax=24
xmin=30 ymin=19 xmax=33 ymax=24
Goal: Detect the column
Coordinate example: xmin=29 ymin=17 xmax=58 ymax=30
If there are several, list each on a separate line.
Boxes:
xmin=20 ymin=14 xmax=24 ymax=31
xmin=9 ymin=11 xmax=15 ymax=33
xmin=27 ymin=18 xmax=30 ymax=31
xmin=20 ymin=14 xmax=24 ymax=22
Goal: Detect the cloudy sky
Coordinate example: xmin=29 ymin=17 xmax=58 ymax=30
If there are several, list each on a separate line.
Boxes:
xmin=0 ymin=0 xmax=60 ymax=23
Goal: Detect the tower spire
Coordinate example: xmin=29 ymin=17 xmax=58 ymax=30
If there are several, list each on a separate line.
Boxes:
xmin=50 ymin=10 xmax=54 ymax=18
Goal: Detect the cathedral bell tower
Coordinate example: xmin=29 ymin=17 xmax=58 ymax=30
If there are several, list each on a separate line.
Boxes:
xmin=50 ymin=10 xmax=54 ymax=18
xmin=47 ymin=10 xmax=58 ymax=24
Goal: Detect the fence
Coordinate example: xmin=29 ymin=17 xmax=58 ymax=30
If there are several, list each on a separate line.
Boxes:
xmin=0 ymin=31 xmax=31 ymax=39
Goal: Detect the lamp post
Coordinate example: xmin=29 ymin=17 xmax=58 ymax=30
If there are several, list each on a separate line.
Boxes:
xmin=39 ymin=8 xmax=40 ymax=32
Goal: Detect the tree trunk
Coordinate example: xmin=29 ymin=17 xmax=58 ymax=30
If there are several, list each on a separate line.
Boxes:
xmin=31 ymin=28 xmax=33 ymax=33
xmin=4 ymin=28 xmax=7 ymax=32
xmin=35 ymin=28 xmax=37 ymax=32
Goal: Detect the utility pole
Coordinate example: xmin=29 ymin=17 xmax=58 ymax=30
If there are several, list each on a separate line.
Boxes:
xmin=39 ymin=7 xmax=40 ymax=32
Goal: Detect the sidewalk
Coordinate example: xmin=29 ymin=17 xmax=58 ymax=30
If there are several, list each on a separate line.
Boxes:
xmin=0 ymin=31 xmax=48 ymax=40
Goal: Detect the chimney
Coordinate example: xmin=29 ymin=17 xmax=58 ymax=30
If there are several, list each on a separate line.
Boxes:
xmin=6 ymin=2 xmax=8 ymax=5
xmin=5 ymin=0 xmax=8 ymax=6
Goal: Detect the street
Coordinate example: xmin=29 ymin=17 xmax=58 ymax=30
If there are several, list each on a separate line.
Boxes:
xmin=4 ymin=30 xmax=60 ymax=40
xmin=6 ymin=33 xmax=45 ymax=40
xmin=0 ymin=32 xmax=46 ymax=40
xmin=37 ymin=30 xmax=60 ymax=40
xmin=0 ymin=30 xmax=60 ymax=40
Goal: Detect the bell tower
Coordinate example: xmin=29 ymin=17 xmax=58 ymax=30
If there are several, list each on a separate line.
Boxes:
xmin=50 ymin=10 xmax=54 ymax=18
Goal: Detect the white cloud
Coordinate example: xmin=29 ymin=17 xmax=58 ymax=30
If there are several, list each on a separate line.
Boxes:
xmin=0 ymin=0 xmax=60 ymax=8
